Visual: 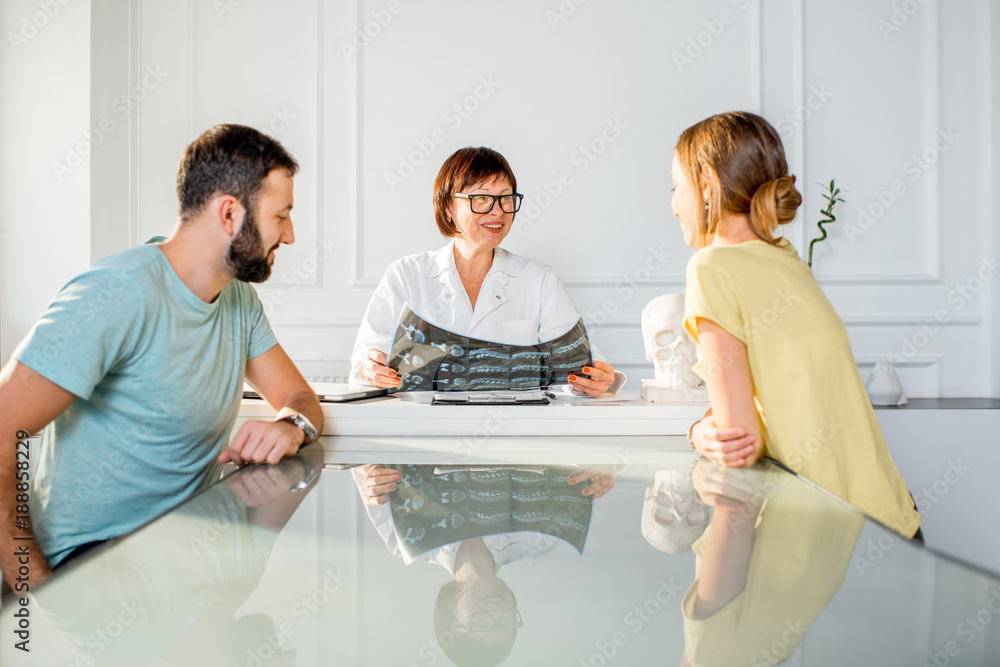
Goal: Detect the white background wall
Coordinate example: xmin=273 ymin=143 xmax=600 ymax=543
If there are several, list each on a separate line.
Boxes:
xmin=0 ymin=0 xmax=92 ymax=363
xmin=1 ymin=0 xmax=998 ymax=398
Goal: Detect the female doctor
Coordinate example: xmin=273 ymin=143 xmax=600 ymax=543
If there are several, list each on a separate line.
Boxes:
xmin=350 ymin=146 xmax=621 ymax=397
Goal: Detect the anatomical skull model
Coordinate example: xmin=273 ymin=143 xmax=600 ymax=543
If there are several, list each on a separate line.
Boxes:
xmin=640 ymin=294 xmax=706 ymax=401
xmin=641 ymin=468 xmax=710 ymax=554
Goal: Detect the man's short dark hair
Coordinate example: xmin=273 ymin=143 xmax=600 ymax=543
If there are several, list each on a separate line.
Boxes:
xmin=176 ymin=124 xmax=299 ymax=220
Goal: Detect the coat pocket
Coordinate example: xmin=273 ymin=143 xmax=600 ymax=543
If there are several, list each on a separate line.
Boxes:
xmin=502 ymin=319 xmax=538 ymax=345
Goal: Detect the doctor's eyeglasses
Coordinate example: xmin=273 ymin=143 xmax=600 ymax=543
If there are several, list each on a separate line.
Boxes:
xmin=454 ymin=611 xmax=524 ymax=633
xmin=452 ymin=193 xmax=524 ymax=214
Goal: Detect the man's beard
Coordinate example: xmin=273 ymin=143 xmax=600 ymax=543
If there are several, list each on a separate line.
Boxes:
xmin=226 ymin=203 xmax=276 ymax=283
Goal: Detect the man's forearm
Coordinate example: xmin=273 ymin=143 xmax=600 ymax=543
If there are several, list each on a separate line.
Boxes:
xmin=0 ymin=429 xmax=51 ymax=591
xmin=274 ymin=386 xmax=324 ymax=441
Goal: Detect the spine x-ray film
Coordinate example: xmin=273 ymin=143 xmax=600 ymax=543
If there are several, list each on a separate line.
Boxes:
xmin=387 ymin=304 xmax=593 ymax=392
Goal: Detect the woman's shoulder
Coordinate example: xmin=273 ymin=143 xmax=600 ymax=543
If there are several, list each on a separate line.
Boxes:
xmin=689 ymin=238 xmax=801 ymax=270
xmin=686 ymin=245 xmax=733 ymax=279
xmin=494 ymin=247 xmax=559 ymax=279
xmin=383 ymin=244 xmax=450 ymax=275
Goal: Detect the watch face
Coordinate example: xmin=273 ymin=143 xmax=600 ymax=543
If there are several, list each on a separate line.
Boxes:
xmin=289 ymin=414 xmax=317 ymax=442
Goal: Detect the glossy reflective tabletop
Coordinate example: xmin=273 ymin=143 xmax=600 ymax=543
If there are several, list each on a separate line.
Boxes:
xmin=3 ymin=443 xmax=1000 ymax=666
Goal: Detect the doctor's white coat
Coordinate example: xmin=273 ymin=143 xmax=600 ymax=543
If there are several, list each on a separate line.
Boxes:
xmin=350 ymin=240 xmax=603 ymax=384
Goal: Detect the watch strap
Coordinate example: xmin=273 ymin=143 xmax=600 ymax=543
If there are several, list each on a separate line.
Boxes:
xmin=276 ymin=413 xmax=318 ymax=446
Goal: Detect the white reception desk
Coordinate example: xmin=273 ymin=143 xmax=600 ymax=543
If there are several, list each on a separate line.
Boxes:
xmin=238 ymin=391 xmax=705 ymax=437
xmin=235 ymin=391 xmax=708 ymax=464
xmin=234 ymin=393 xmax=1000 ymax=571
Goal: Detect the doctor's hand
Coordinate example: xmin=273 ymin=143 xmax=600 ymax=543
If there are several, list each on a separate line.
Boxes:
xmin=359 ymin=464 xmax=401 ymax=505
xmin=568 ymin=360 xmax=615 ymax=397
xmin=363 ymin=348 xmax=401 ymax=389
xmin=568 ymin=466 xmax=616 ymax=498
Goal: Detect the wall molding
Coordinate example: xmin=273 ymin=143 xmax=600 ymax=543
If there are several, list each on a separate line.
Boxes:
xmin=840 ymin=313 xmax=980 ymax=326
xmin=802 ymin=0 xmax=943 ymax=286
xmin=268 ymin=312 xmax=981 ymax=330
xmin=295 ymin=354 xmax=942 ymax=367
xmin=854 ymin=354 xmax=942 ymax=366
xmin=349 ymin=2 xmax=769 ymax=289
xmin=814 ymin=274 xmax=944 ymax=286
xmin=348 ymin=0 xmax=364 ymax=287
xmin=90 ymin=0 xmax=142 ymax=264
xmin=114 ymin=0 xmax=993 ymax=397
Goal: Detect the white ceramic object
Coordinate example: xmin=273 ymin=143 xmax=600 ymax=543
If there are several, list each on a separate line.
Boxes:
xmin=865 ymin=360 xmax=907 ymax=406
xmin=640 ymin=294 xmax=707 ymax=403
xmin=641 ymin=467 xmax=710 ymax=554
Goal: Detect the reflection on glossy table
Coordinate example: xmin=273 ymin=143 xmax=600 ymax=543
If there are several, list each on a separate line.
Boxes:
xmin=3 ymin=441 xmax=1000 ymax=666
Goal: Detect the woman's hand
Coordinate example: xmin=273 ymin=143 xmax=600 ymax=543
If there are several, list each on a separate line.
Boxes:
xmin=362 ymin=348 xmax=401 ymax=389
xmin=359 ymin=464 xmax=401 ymax=505
xmin=690 ymin=418 xmax=761 ymax=467
xmin=568 ymin=466 xmax=616 ymax=498
xmin=568 ymin=360 xmax=615 ymax=397
xmin=690 ymin=458 xmax=763 ymax=511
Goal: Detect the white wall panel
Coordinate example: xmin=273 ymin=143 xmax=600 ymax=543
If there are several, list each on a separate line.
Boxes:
xmin=804 ymin=0 xmax=941 ymax=282
xmin=4 ymin=0 xmax=998 ymax=398
xmin=137 ymin=0 xmax=320 ymax=281
xmin=0 ymin=0 xmax=92 ymax=363
xmin=356 ymin=1 xmax=759 ymax=290
xmin=993 ymin=0 xmax=1000 ymax=400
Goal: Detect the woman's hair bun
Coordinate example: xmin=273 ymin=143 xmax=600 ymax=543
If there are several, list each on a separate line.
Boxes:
xmin=773 ymin=175 xmax=802 ymax=225
xmin=750 ymin=174 xmax=802 ymax=234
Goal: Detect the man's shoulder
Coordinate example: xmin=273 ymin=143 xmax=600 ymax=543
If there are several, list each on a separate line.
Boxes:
xmin=86 ymin=244 xmax=165 ymax=287
xmin=95 ymin=242 xmax=162 ymax=268
xmin=57 ymin=245 xmax=167 ymax=306
xmin=221 ymin=279 xmax=264 ymax=310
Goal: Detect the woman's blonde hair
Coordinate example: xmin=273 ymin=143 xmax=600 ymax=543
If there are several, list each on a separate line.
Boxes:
xmin=675 ymin=111 xmax=802 ymax=247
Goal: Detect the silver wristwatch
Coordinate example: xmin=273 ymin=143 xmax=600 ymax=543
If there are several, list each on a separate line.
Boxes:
xmin=276 ymin=413 xmax=318 ymax=446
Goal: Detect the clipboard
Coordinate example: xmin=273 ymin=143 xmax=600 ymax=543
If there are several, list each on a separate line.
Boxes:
xmin=430 ymin=390 xmax=550 ymax=405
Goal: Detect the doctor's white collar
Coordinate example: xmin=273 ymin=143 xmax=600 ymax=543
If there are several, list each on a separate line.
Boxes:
xmin=428 ymin=239 xmax=521 ymax=280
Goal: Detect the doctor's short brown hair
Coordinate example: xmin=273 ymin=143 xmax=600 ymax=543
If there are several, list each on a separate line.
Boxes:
xmin=433 ymin=147 xmax=518 ymax=237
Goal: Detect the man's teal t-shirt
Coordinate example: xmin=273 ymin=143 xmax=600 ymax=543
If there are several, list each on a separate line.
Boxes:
xmin=12 ymin=242 xmax=278 ymax=566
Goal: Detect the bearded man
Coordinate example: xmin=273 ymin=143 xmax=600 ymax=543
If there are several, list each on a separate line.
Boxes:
xmin=0 ymin=124 xmax=323 ymax=589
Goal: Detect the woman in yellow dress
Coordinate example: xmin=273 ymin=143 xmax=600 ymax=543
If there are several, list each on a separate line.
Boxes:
xmin=675 ymin=111 xmax=920 ymax=539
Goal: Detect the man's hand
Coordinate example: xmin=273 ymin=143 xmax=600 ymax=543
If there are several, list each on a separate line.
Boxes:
xmin=219 ymin=419 xmax=304 ymax=466
xmin=239 ymin=343 xmax=324 ymax=465
xmin=690 ymin=418 xmax=761 ymax=467
xmin=228 ymin=464 xmax=298 ymax=507
xmin=0 ymin=362 xmax=76 ymax=591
